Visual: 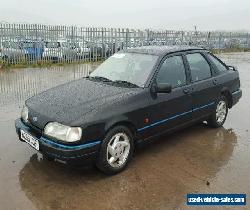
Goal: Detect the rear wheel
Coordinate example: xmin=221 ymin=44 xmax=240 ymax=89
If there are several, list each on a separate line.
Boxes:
xmin=208 ymin=96 xmax=228 ymax=128
xmin=96 ymin=126 xmax=134 ymax=175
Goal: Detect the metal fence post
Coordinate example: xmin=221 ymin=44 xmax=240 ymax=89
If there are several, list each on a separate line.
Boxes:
xmin=0 ymin=23 xmax=249 ymax=66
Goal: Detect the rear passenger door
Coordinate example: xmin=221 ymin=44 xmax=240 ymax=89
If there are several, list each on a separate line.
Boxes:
xmin=185 ymin=52 xmax=219 ymax=119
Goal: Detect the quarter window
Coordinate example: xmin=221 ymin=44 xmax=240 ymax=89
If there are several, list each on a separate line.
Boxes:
xmin=186 ymin=53 xmax=211 ymax=82
xmin=156 ymin=56 xmax=186 ymax=88
xmin=207 ymin=53 xmax=228 ymax=73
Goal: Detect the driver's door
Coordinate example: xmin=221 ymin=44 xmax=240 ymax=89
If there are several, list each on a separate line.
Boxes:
xmin=139 ymin=53 xmax=193 ymax=140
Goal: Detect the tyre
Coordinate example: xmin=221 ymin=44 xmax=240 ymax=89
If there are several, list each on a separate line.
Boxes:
xmin=208 ymin=96 xmax=228 ymax=128
xmin=96 ymin=126 xmax=134 ymax=175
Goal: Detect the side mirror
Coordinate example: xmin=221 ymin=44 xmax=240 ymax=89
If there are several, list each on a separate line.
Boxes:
xmin=227 ymin=65 xmax=237 ymax=71
xmin=152 ymin=83 xmax=172 ymax=94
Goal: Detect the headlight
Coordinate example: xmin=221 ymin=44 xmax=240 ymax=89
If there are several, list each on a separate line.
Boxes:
xmin=21 ymin=105 xmax=29 ymax=122
xmin=44 ymin=122 xmax=82 ymax=142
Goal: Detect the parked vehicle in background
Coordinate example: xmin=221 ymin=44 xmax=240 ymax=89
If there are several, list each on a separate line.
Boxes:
xmin=15 ymin=46 xmax=242 ymax=175
xmin=0 ymin=41 xmax=25 ymax=61
xmin=87 ymin=41 xmax=110 ymax=58
xmin=43 ymin=40 xmax=78 ymax=61
xmin=0 ymin=23 xmax=250 ymax=65
xmin=224 ymin=38 xmax=241 ymax=49
xmin=75 ymin=41 xmax=90 ymax=59
xmin=21 ymin=40 xmax=44 ymax=60
xmin=106 ymin=42 xmax=124 ymax=55
xmin=63 ymin=42 xmax=79 ymax=60
xmin=43 ymin=41 xmax=62 ymax=60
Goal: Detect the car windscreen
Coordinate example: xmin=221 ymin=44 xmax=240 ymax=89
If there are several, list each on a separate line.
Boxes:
xmin=46 ymin=42 xmax=60 ymax=48
xmin=22 ymin=42 xmax=34 ymax=48
xmin=90 ymin=52 xmax=158 ymax=87
xmin=61 ymin=42 xmax=71 ymax=48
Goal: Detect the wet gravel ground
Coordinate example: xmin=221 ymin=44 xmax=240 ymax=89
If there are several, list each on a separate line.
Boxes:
xmin=0 ymin=53 xmax=249 ymax=210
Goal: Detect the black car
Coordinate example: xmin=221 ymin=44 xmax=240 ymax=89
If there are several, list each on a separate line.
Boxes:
xmin=15 ymin=46 xmax=242 ymax=174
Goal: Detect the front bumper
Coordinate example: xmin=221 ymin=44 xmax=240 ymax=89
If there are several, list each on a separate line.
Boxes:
xmin=15 ymin=119 xmax=101 ymax=165
xmin=232 ymin=89 xmax=242 ymax=107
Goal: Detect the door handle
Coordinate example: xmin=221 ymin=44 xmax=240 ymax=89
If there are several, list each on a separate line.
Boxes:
xmin=183 ymin=88 xmax=190 ymax=94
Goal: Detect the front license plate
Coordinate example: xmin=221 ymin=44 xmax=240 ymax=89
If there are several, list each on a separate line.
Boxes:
xmin=20 ymin=130 xmax=39 ymax=151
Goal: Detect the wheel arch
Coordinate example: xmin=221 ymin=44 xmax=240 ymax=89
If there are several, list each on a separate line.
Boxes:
xmin=220 ymin=87 xmax=233 ymax=108
xmin=104 ymin=118 xmax=138 ymax=140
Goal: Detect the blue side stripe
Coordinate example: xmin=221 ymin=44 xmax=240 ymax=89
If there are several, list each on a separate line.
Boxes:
xmin=138 ymin=110 xmax=193 ymax=132
xmin=137 ymin=102 xmax=215 ymax=132
xmin=40 ymin=137 xmax=101 ymax=150
xmin=192 ymin=102 xmax=215 ymax=111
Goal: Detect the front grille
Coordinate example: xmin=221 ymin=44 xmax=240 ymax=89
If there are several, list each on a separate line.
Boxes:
xmin=22 ymin=119 xmax=43 ymax=138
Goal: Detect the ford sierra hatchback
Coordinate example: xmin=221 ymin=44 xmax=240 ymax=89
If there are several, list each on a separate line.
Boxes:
xmin=15 ymin=46 xmax=242 ymax=174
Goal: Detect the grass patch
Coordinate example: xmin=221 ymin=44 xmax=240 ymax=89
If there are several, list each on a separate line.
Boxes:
xmin=211 ymin=48 xmax=250 ymax=54
xmin=0 ymin=58 xmax=104 ymax=70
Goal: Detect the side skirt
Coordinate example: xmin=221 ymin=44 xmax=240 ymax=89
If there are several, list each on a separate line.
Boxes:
xmin=136 ymin=114 xmax=210 ymax=146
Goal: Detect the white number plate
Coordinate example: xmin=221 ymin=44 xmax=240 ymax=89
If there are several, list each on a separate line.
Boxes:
xmin=21 ymin=130 xmax=39 ymax=151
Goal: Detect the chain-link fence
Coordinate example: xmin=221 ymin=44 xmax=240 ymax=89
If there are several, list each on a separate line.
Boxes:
xmin=0 ymin=23 xmax=249 ymax=65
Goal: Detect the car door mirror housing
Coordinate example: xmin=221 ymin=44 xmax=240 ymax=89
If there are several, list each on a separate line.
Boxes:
xmin=156 ymin=83 xmax=172 ymax=93
xmin=227 ymin=65 xmax=237 ymax=71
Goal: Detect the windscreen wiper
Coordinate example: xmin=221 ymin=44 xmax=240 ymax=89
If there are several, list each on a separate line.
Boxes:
xmin=111 ymin=80 xmax=139 ymax=88
xmin=87 ymin=76 xmax=112 ymax=82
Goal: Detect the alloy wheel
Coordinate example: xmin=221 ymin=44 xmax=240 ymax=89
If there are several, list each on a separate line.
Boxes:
xmin=106 ymin=132 xmax=131 ymax=168
xmin=216 ymin=101 xmax=227 ymax=124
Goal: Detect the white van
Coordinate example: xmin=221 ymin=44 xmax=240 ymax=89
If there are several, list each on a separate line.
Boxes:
xmin=43 ymin=40 xmax=78 ymax=61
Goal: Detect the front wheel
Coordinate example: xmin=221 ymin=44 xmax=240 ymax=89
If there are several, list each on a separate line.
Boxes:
xmin=96 ymin=126 xmax=134 ymax=175
xmin=208 ymin=96 xmax=228 ymax=128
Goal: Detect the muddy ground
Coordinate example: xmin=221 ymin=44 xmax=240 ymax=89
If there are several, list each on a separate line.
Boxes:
xmin=0 ymin=53 xmax=249 ymax=210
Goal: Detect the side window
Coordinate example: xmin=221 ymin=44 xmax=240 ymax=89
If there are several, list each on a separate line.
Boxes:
xmin=186 ymin=53 xmax=212 ymax=82
xmin=156 ymin=56 xmax=186 ymax=88
xmin=207 ymin=53 xmax=228 ymax=73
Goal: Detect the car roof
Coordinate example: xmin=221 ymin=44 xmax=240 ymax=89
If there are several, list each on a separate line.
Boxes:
xmin=121 ymin=45 xmax=206 ymax=56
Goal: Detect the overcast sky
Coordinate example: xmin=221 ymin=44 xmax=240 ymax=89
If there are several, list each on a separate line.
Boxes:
xmin=0 ymin=0 xmax=249 ymax=31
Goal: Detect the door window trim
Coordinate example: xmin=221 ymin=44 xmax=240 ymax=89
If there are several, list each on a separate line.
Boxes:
xmin=152 ymin=52 xmax=189 ymax=90
xmin=204 ymin=52 xmax=229 ymax=75
xmin=184 ymin=51 xmax=214 ymax=83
